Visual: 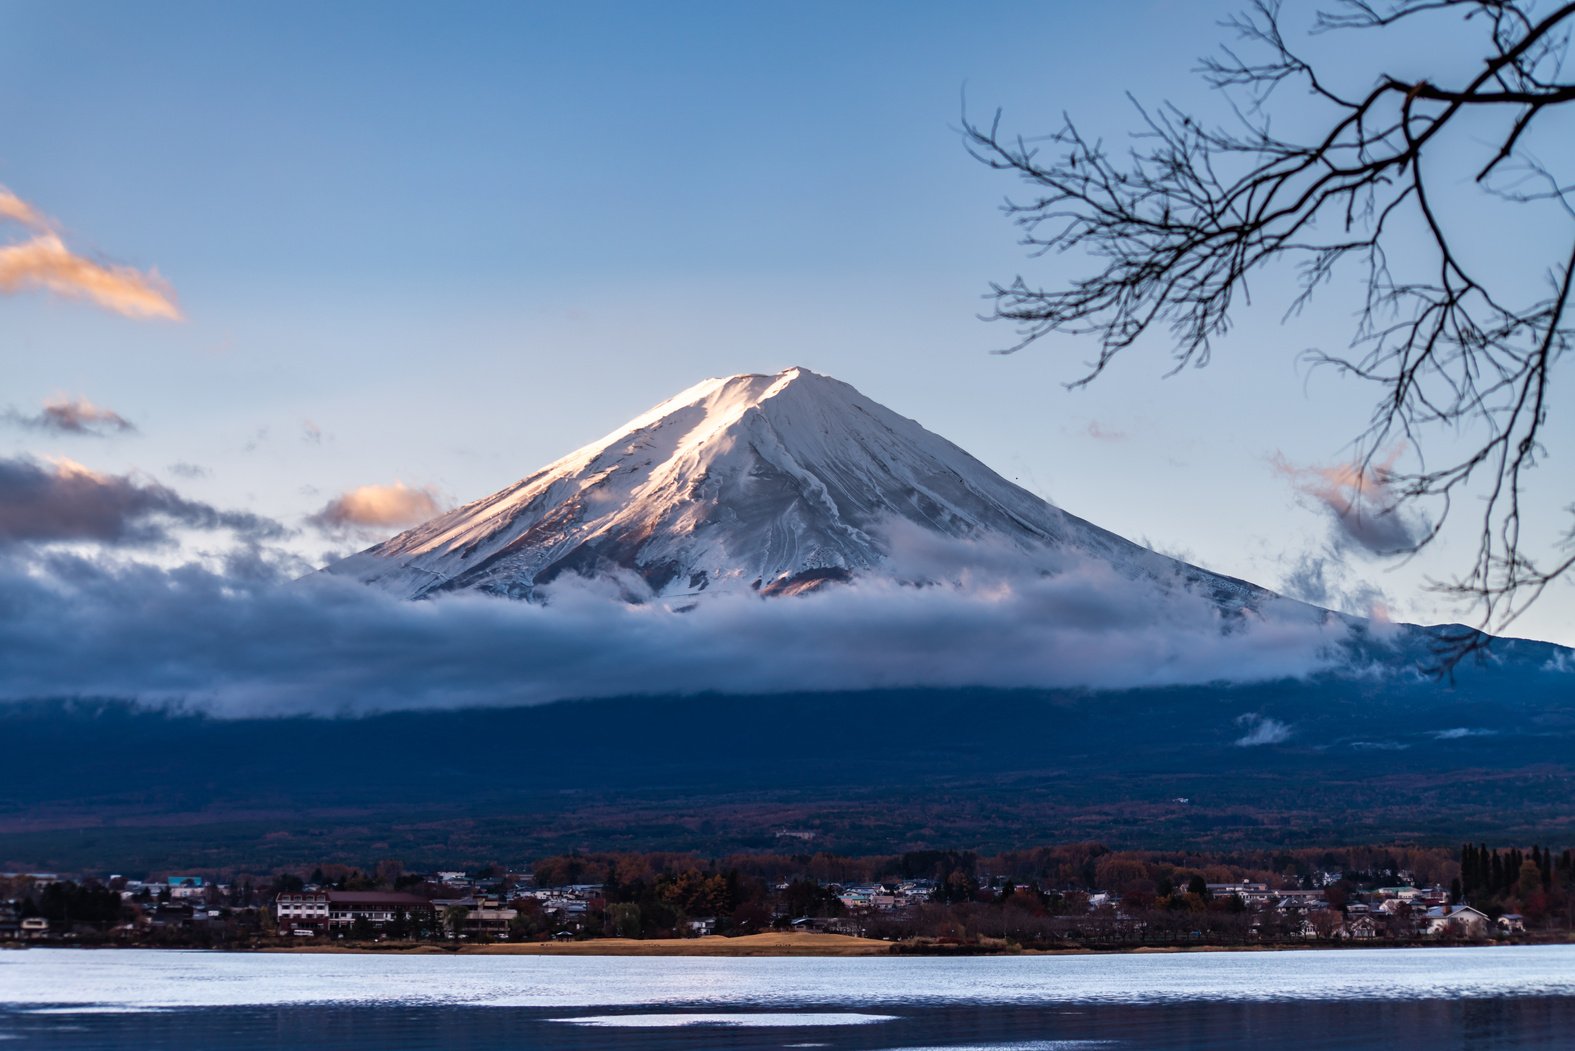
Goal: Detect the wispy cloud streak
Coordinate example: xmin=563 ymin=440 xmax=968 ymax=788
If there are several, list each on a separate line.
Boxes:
xmin=0 ymin=234 xmax=181 ymax=320
xmin=0 ymin=185 xmax=180 ymax=320
xmin=3 ymin=396 xmax=136 ymax=437
xmin=0 ymin=187 xmax=51 ymax=231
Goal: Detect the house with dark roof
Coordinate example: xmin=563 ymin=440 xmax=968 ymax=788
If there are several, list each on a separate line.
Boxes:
xmin=324 ymin=891 xmax=432 ymax=930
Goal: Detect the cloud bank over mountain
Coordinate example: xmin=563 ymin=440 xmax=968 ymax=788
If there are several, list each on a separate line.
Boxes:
xmin=0 ymin=532 xmax=1348 ymax=718
xmin=0 ymin=369 xmax=1398 ymax=717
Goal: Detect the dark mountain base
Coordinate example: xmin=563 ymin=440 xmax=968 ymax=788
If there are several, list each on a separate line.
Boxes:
xmin=3 ymin=665 xmax=1572 ymax=873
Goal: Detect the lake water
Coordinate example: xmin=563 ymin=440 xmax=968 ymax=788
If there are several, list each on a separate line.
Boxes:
xmin=2 ymin=945 xmax=1573 ymax=1049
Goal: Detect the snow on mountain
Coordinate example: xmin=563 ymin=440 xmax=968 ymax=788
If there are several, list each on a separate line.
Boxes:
xmin=326 ymin=367 xmax=1265 ymax=606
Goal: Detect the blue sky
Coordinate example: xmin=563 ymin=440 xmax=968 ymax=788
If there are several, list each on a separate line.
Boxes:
xmin=1 ymin=0 xmax=1571 ymax=646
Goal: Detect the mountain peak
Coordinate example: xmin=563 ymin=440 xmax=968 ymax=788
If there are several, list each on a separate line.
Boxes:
xmin=327 ymin=369 xmax=1259 ymax=606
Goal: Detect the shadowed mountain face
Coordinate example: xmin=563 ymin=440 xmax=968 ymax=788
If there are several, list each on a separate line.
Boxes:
xmin=326 ymin=368 xmax=1263 ymax=607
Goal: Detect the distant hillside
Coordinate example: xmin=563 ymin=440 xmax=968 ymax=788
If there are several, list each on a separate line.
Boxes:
xmin=3 ymin=641 xmax=1570 ymax=872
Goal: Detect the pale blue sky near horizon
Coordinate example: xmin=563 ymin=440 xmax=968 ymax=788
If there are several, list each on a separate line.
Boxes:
xmin=2 ymin=0 xmax=1571 ymax=645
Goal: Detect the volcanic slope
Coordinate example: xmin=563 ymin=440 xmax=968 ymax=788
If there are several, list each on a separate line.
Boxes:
xmin=327 ymin=367 xmax=1264 ymax=606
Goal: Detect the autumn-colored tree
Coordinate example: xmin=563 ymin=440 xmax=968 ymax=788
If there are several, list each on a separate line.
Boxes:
xmin=606 ymin=902 xmax=642 ymax=939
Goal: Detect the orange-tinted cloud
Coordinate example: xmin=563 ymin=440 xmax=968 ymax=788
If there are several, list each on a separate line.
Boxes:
xmin=1273 ymin=448 xmax=1426 ymax=555
xmin=310 ymin=482 xmax=444 ymax=531
xmin=0 ymin=185 xmax=179 ymax=320
xmin=0 ymin=186 xmax=51 ymax=231
xmin=0 ymin=233 xmax=181 ymax=320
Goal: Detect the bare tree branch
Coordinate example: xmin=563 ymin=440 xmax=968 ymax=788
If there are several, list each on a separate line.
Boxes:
xmin=967 ymin=0 xmax=1574 ymax=661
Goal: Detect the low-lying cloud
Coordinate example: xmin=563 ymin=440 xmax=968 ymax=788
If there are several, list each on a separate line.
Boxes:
xmin=310 ymin=481 xmax=445 ymax=532
xmin=3 ymin=396 xmax=136 ymax=437
xmin=0 ymin=455 xmax=285 ymax=549
xmin=0 ymin=184 xmax=180 ymax=320
xmin=1278 ymin=552 xmax=1393 ymax=621
xmin=1432 ymin=727 xmax=1496 ymax=740
xmin=1273 ymin=449 xmax=1427 ymax=556
xmin=1235 ymin=713 xmax=1294 ymax=746
xmin=0 ymin=535 xmax=1354 ymax=717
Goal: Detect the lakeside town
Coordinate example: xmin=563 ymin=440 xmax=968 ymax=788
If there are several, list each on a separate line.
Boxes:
xmin=4 ymin=843 xmax=1572 ymax=952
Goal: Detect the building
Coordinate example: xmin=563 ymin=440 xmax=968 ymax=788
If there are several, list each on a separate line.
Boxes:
xmin=1374 ymin=885 xmax=1424 ymax=901
xmin=147 ymin=903 xmax=197 ymax=929
xmin=325 ymin=892 xmax=432 ymax=930
xmin=1345 ymin=916 xmax=1379 ymax=939
xmin=1423 ymin=904 xmax=1490 ymax=937
xmin=1206 ymin=882 xmax=1272 ymax=907
xmin=274 ymin=891 xmax=331 ymax=931
xmin=167 ymin=876 xmax=206 ymax=900
xmin=273 ymin=890 xmax=433 ymax=933
xmin=429 ymin=897 xmax=518 ymax=937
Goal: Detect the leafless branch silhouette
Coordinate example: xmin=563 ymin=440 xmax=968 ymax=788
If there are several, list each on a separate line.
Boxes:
xmin=966 ymin=0 xmax=1575 ymax=658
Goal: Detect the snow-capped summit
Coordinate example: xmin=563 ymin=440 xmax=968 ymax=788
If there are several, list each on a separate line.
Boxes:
xmin=327 ymin=367 xmax=1260 ymax=604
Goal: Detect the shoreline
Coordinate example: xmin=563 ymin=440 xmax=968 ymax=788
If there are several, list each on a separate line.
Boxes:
xmin=240 ymin=931 xmax=1567 ymax=958
xmin=268 ymin=933 xmax=894 ymax=956
xmin=17 ymin=933 xmax=1568 ymax=958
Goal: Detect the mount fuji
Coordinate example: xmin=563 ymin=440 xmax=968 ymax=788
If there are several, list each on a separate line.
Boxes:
xmin=327 ymin=367 xmax=1269 ymax=610
xmin=7 ymin=370 xmax=1574 ymax=871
